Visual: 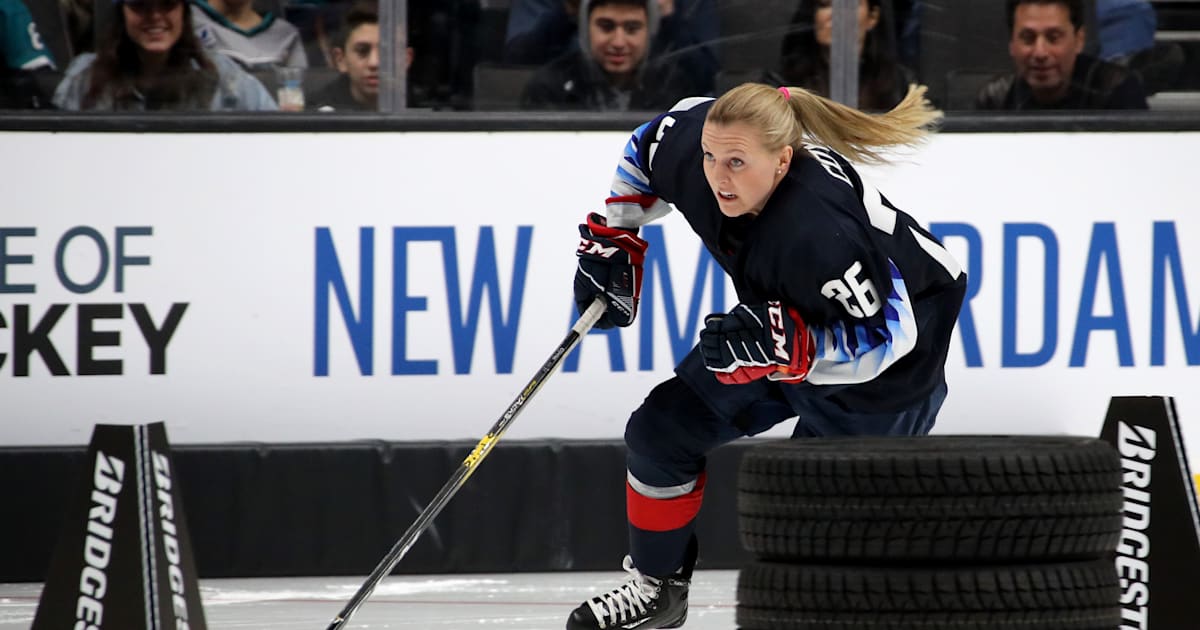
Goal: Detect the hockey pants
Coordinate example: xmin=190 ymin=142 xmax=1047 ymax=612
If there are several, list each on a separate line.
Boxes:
xmin=623 ymin=347 xmax=947 ymax=576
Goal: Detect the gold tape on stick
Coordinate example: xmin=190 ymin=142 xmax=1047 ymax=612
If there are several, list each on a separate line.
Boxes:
xmin=464 ymin=433 xmax=497 ymax=469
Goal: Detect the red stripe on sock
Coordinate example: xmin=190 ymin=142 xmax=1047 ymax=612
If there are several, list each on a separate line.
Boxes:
xmin=626 ymin=472 xmax=707 ymax=532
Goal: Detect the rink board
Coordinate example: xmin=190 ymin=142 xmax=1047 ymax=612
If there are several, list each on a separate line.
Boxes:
xmin=1 ymin=130 xmax=1198 ymax=584
xmin=0 ymin=131 xmax=1196 ymax=449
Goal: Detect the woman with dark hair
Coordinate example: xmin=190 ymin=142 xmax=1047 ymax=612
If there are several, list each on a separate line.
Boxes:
xmin=53 ymin=0 xmax=275 ymax=110
xmin=777 ymin=0 xmax=914 ymax=111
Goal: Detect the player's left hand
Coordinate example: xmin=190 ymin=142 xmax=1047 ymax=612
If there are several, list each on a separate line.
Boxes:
xmin=699 ymin=302 xmax=814 ymax=385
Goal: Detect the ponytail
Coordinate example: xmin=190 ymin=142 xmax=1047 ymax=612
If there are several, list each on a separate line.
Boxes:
xmin=706 ymin=83 xmax=943 ymax=165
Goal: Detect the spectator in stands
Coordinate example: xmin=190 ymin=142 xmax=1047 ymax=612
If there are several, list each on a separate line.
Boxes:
xmin=506 ymin=0 xmax=717 ymax=94
xmin=53 ymin=0 xmax=276 ymax=110
xmin=0 ymin=0 xmax=56 ymax=108
xmin=190 ymin=0 xmax=306 ymax=70
xmin=1096 ymin=0 xmax=1155 ymax=65
xmin=521 ymin=0 xmax=699 ymax=110
xmin=1096 ymin=0 xmax=1181 ymax=95
xmin=308 ymin=0 xmax=411 ymax=111
xmin=505 ymin=0 xmax=578 ymax=64
xmin=776 ymin=0 xmax=915 ymax=111
xmin=975 ymin=0 xmax=1147 ymax=110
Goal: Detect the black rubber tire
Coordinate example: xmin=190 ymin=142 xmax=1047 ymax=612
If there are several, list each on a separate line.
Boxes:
xmin=736 ymin=559 xmax=1121 ymax=630
xmin=739 ymin=435 xmax=1122 ymax=562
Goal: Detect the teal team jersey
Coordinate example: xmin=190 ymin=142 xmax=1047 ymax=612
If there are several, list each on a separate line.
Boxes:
xmin=1 ymin=0 xmax=52 ymax=71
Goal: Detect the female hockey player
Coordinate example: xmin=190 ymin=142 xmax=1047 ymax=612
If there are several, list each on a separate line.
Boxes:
xmin=567 ymin=82 xmax=967 ymax=629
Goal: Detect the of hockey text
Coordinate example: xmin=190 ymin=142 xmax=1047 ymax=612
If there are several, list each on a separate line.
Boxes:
xmin=0 ymin=226 xmax=188 ymax=377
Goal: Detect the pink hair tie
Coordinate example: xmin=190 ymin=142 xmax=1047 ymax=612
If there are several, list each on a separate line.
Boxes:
xmin=778 ymin=86 xmax=791 ymax=100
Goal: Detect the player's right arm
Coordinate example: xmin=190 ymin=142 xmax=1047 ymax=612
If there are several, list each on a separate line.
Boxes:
xmin=575 ymin=97 xmax=710 ymax=327
xmin=605 ymin=97 xmax=712 ymax=229
xmin=604 ymin=117 xmax=674 ymax=229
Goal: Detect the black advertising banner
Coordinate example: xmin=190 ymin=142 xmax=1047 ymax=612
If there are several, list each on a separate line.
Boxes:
xmin=32 ymin=422 xmax=207 ymax=630
xmin=1100 ymin=396 xmax=1200 ymax=630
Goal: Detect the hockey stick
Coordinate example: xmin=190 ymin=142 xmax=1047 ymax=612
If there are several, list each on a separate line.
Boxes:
xmin=326 ymin=295 xmax=609 ymax=629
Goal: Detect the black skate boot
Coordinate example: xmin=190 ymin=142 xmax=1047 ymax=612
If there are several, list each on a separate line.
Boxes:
xmin=566 ymin=556 xmax=690 ymax=630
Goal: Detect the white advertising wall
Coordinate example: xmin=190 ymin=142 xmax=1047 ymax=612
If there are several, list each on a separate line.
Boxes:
xmin=1 ymin=131 xmax=1196 ymax=463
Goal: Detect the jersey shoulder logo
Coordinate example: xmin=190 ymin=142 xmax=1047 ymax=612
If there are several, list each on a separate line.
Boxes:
xmin=648 ymin=115 xmax=676 ymax=172
xmin=803 ymin=144 xmax=854 ymax=189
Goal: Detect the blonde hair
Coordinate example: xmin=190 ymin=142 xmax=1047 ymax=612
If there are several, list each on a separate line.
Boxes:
xmin=704 ymin=83 xmax=943 ymax=165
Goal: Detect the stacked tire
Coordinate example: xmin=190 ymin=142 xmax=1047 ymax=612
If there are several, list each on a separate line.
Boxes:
xmin=735 ymin=435 xmax=1124 ymax=629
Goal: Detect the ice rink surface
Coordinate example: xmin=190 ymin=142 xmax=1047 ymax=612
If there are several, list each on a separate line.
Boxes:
xmin=0 ymin=570 xmax=738 ymax=629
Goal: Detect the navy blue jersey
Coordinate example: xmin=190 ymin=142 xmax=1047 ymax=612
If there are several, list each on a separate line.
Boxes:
xmin=608 ymin=98 xmax=966 ymax=411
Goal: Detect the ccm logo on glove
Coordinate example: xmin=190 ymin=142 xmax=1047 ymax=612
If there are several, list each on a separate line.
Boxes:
xmin=578 ymin=239 xmax=622 ymax=258
xmin=767 ymin=303 xmax=790 ymax=362
xmin=699 ymin=301 xmax=814 ymax=385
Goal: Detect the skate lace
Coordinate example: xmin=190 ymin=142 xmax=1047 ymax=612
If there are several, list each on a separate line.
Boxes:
xmin=586 ymin=556 xmax=662 ymax=629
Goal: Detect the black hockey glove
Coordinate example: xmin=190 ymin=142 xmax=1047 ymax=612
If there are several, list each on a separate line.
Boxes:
xmin=699 ymin=302 xmax=814 ymax=385
xmin=574 ymin=210 xmax=649 ymax=328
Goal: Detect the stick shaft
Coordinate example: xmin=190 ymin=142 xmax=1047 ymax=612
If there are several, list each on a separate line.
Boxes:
xmin=326 ymin=296 xmax=607 ymax=629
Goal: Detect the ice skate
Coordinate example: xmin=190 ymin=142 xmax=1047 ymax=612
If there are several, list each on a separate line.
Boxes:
xmin=565 ymin=555 xmax=689 ymax=630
